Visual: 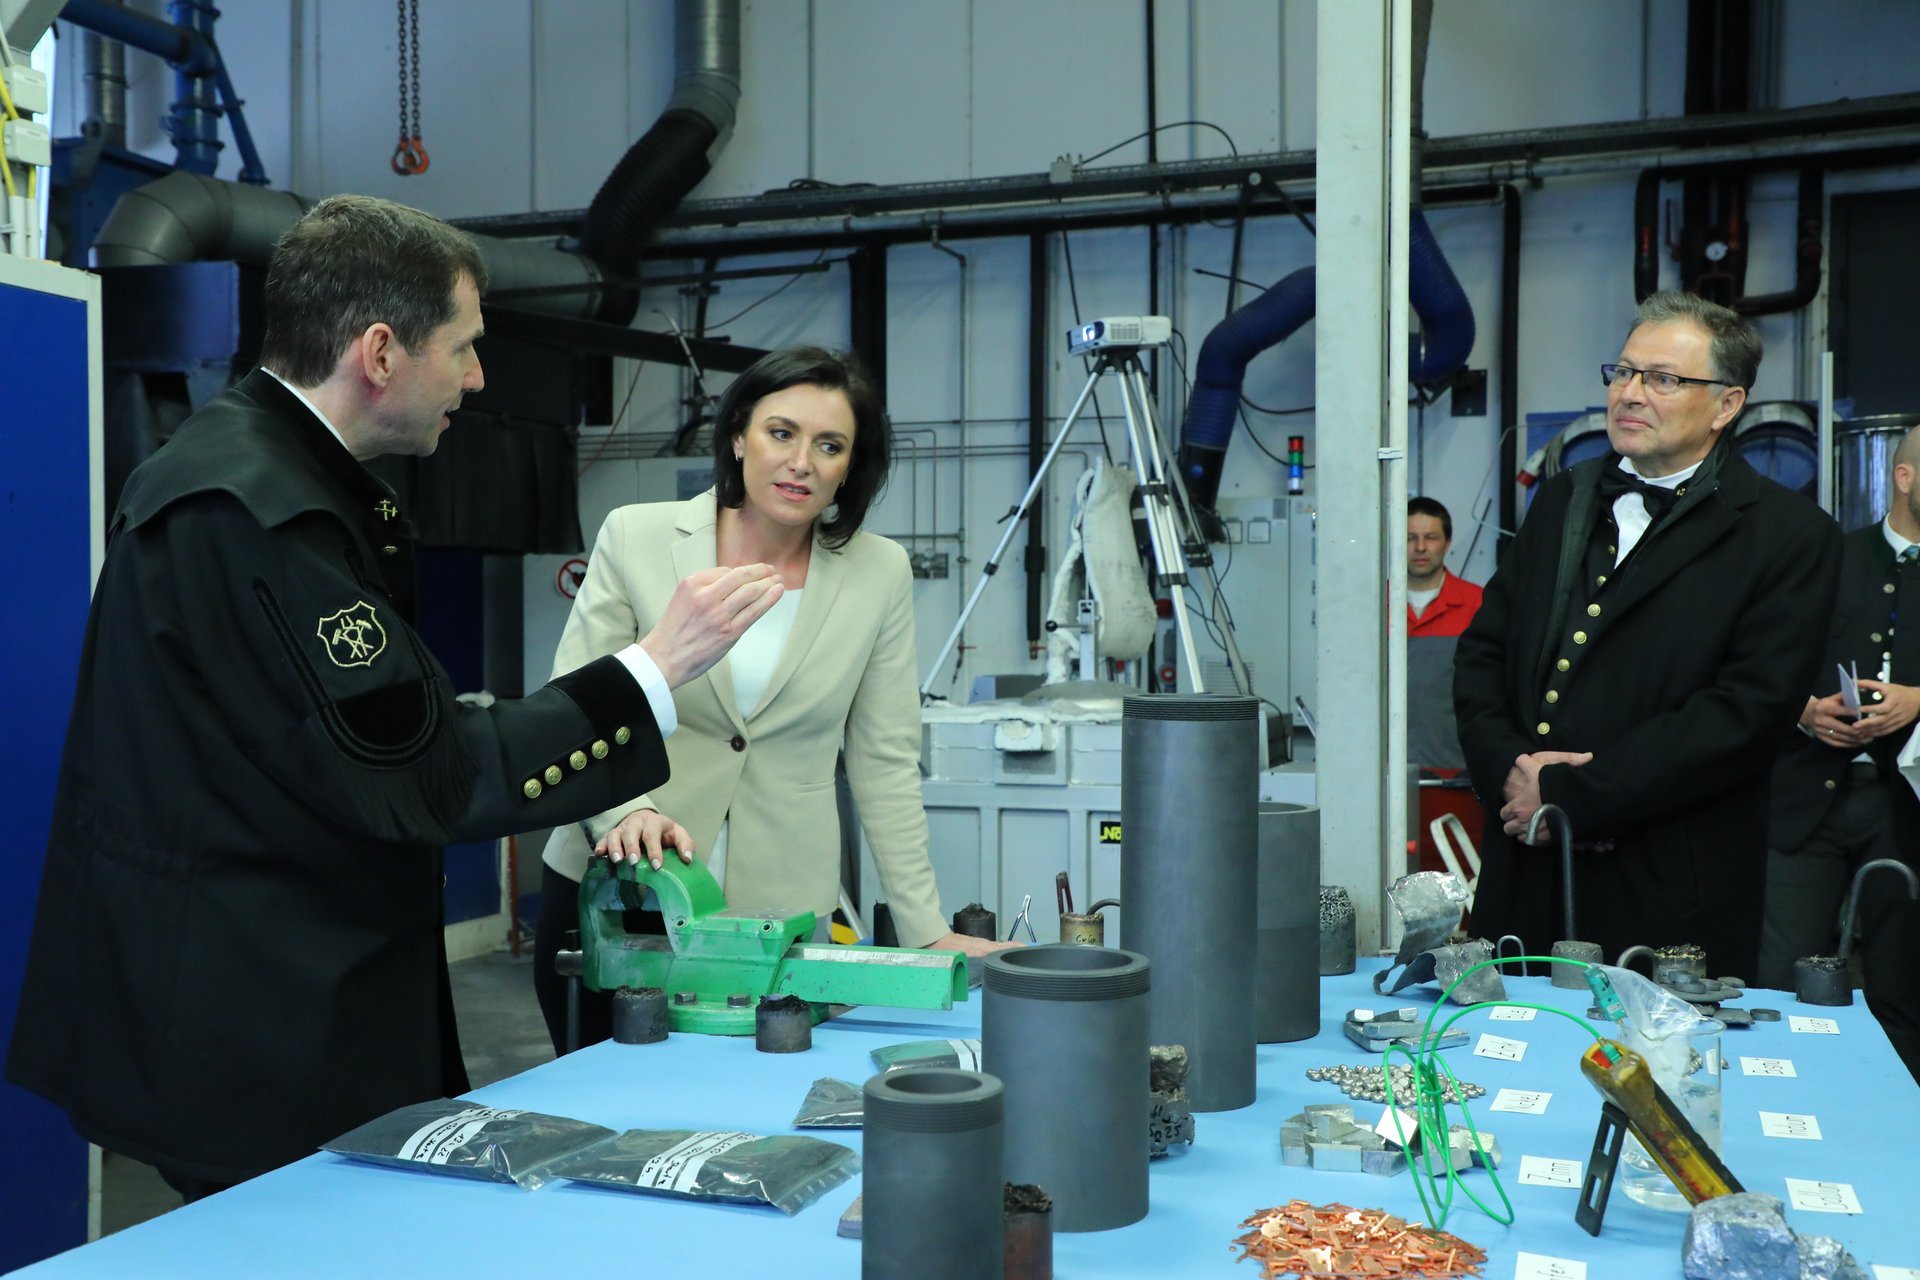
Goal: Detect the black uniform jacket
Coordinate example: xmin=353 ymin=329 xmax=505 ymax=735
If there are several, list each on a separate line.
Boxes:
xmin=1768 ymin=521 xmax=1920 ymax=854
xmin=1454 ymin=448 xmax=1841 ymax=976
xmin=6 ymin=371 xmax=669 ymax=1182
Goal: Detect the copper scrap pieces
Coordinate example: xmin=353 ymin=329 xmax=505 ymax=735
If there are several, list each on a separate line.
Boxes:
xmin=1234 ymin=1200 xmax=1489 ymax=1279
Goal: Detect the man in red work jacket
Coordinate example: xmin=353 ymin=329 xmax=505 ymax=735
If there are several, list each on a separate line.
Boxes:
xmin=1407 ymin=497 xmax=1483 ymax=769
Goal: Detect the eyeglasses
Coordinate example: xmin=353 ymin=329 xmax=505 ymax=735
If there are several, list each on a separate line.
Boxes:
xmin=1600 ymin=363 xmax=1728 ymax=395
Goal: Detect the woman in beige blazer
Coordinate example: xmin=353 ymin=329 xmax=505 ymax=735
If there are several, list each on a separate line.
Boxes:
xmin=533 ymin=346 xmax=1006 ymax=1051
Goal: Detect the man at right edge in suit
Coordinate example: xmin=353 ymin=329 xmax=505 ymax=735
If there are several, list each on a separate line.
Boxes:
xmin=1760 ymin=424 xmax=1920 ymax=1081
xmin=1454 ymin=290 xmax=1840 ymax=979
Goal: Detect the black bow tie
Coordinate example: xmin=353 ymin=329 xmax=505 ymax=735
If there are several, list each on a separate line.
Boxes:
xmin=1597 ymin=466 xmax=1680 ymax=520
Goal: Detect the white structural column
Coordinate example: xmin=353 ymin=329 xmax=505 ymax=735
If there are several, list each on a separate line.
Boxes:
xmin=1314 ymin=0 xmax=1412 ymax=950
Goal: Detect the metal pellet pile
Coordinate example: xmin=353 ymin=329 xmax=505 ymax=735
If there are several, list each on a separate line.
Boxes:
xmin=1234 ymin=1200 xmax=1488 ymax=1278
xmin=1306 ymin=1064 xmax=1485 ymax=1104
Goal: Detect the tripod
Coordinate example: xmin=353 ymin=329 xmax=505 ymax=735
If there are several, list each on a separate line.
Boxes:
xmin=921 ymin=345 xmax=1255 ymax=699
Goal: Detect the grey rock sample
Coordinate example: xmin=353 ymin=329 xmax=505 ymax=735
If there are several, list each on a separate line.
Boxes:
xmin=1149 ymin=1044 xmax=1189 ymax=1094
xmin=1795 ymin=1235 xmax=1868 ymax=1280
xmin=1682 ymin=1193 xmax=1798 ymax=1280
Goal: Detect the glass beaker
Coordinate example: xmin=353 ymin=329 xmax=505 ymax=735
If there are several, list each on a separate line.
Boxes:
xmin=1616 ymin=1016 xmax=1724 ymax=1211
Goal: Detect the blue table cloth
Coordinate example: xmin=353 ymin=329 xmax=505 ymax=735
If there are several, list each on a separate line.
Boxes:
xmin=16 ymin=963 xmax=1919 ymax=1277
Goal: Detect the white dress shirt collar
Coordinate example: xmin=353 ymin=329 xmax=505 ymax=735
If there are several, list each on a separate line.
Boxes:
xmin=262 ymin=368 xmax=354 ymax=457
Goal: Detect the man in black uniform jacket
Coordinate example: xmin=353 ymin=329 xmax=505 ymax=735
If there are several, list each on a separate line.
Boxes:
xmin=1454 ymin=291 xmax=1840 ymax=978
xmin=1760 ymin=424 xmax=1920 ymax=1080
xmin=6 ymin=195 xmax=785 ymax=1198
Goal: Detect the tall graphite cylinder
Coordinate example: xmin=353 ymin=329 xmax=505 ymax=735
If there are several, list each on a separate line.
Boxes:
xmin=862 ymin=1069 xmax=1005 ymax=1280
xmin=1256 ymin=803 xmax=1320 ymax=1042
xmin=982 ymin=946 xmax=1150 ymax=1233
xmin=1119 ymin=693 xmax=1259 ymax=1110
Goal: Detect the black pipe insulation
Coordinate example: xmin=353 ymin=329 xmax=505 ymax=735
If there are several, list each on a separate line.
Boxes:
xmin=579 ymin=111 xmax=720 ymax=325
xmin=577 ymin=0 xmax=739 ymax=324
xmin=1027 ymin=234 xmax=1049 ymax=648
xmin=1497 ymin=185 xmax=1520 ymax=557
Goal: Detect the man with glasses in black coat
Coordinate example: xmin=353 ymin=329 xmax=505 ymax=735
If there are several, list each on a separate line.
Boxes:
xmin=1455 ymin=290 xmax=1840 ymax=978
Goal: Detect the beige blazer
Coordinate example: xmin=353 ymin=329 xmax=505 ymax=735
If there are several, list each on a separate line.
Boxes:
xmin=539 ymin=491 xmax=947 ymax=946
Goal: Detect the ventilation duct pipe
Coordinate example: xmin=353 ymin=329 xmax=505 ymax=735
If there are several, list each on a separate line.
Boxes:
xmin=83 ymin=30 xmax=129 ymax=150
xmin=88 ymin=0 xmax=739 ymax=324
xmin=90 ymin=170 xmax=610 ymax=321
xmin=579 ymin=0 xmax=740 ymax=324
xmin=1175 ymin=210 xmax=1475 ymax=513
xmin=91 ymin=170 xmax=309 ymax=267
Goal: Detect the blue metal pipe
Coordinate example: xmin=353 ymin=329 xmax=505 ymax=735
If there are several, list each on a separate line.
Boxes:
xmin=60 ymin=0 xmax=210 ymax=69
xmin=1176 ymin=210 xmax=1477 ymax=510
xmin=60 ymin=0 xmax=269 ymax=185
xmin=167 ymin=0 xmax=221 ymax=176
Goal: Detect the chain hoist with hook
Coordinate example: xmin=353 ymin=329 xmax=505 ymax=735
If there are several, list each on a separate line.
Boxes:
xmin=391 ymin=0 xmax=429 ymax=175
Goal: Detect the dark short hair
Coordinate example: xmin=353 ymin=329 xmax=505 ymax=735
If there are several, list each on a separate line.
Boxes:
xmin=1408 ymin=496 xmax=1452 ymax=540
xmin=711 ymin=346 xmax=890 ymax=549
xmin=1630 ymin=290 xmax=1762 ymax=390
xmin=260 ymin=194 xmax=489 ymax=386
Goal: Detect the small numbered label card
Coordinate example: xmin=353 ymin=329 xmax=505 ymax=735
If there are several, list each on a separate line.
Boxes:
xmin=1514 ymin=1251 xmax=1587 ymax=1280
xmin=1789 ymin=1016 xmax=1841 ymax=1035
xmin=1759 ymin=1111 xmax=1822 ymax=1141
xmin=1870 ymin=1266 xmax=1920 ymax=1279
xmin=1740 ymin=1056 xmax=1797 ymax=1078
xmin=1517 ymin=1156 xmax=1583 ymax=1189
xmin=1487 ymin=1006 xmax=1537 ymax=1022
xmin=1786 ymin=1178 xmax=1863 ymax=1215
xmin=1474 ymin=1033 xmax=1528 ymax=1062
xmin=1491 ymin=1088 xmax=1552 ymax=1115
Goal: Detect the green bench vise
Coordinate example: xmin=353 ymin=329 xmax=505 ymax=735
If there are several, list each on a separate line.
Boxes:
xmin=578 ymin=856 xmax=970 ymax=1035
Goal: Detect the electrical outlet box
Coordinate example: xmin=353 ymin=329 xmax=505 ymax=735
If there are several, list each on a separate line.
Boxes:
xmin=3 ymin=119 xmax=51 ymax=168
xmin=2 ymin=65 xmax=50 ymax=116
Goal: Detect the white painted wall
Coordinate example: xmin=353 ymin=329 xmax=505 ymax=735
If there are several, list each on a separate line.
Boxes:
xmin=50 ymin=0 xmax=1920 ymax=702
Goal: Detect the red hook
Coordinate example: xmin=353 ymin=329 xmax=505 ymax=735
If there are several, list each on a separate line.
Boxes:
xmin=390 ymin=136 xmax=430 ymax=176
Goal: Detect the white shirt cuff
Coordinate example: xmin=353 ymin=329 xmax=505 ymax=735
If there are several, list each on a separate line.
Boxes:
xmin=613 ymin=644 xmax=678 ymax=738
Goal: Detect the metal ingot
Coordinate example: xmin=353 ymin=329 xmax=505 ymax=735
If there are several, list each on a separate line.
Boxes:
xmin=609 ymin=985 xmax=668 ymax=1044
xmin=754 ymin=993 xmax=814 ymax=1052
xmin=952 ymin=902 xmax=998 ymax=940
xmin=1550 ymin=940 xmax=1603 ymax=988
xmin=1004 ymin=1183 xmax=1054 ymax=1280
xmin=1319 ymin=886 xmax=1357 ymax=976
xmin=1652 ymin=944 xmax=1708 ymax=985
xmin=1793 ymin=955 xmax=1852 ymax=1007
xmin=1794 ymin=858 xmax=1920 ymax=1007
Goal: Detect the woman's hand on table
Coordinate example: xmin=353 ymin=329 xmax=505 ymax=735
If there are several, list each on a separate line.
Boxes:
xmin=594 ymin=808 xmax=695 ymax=871
xmin=925 ymin=931 xmax=1020 ymax=958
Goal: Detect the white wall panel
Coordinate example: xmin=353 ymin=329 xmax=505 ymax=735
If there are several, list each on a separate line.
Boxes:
xmin=1778 ymin=0 xmax=1920 ymax=108
xmin=1425 ymin=0 xmax=1650 ymax=136
xmin=693 ymin=0 xmax=809 ymax=198
xmin=1185 ymin=0 xmax=1283 ymax=158
xmin=811 ymin=0 xmax=970 ymax=185
xmin=532 ymin=2 xmax=640 ymax=212
xmin=968 ymin=0 xmax=1143 ymax=178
